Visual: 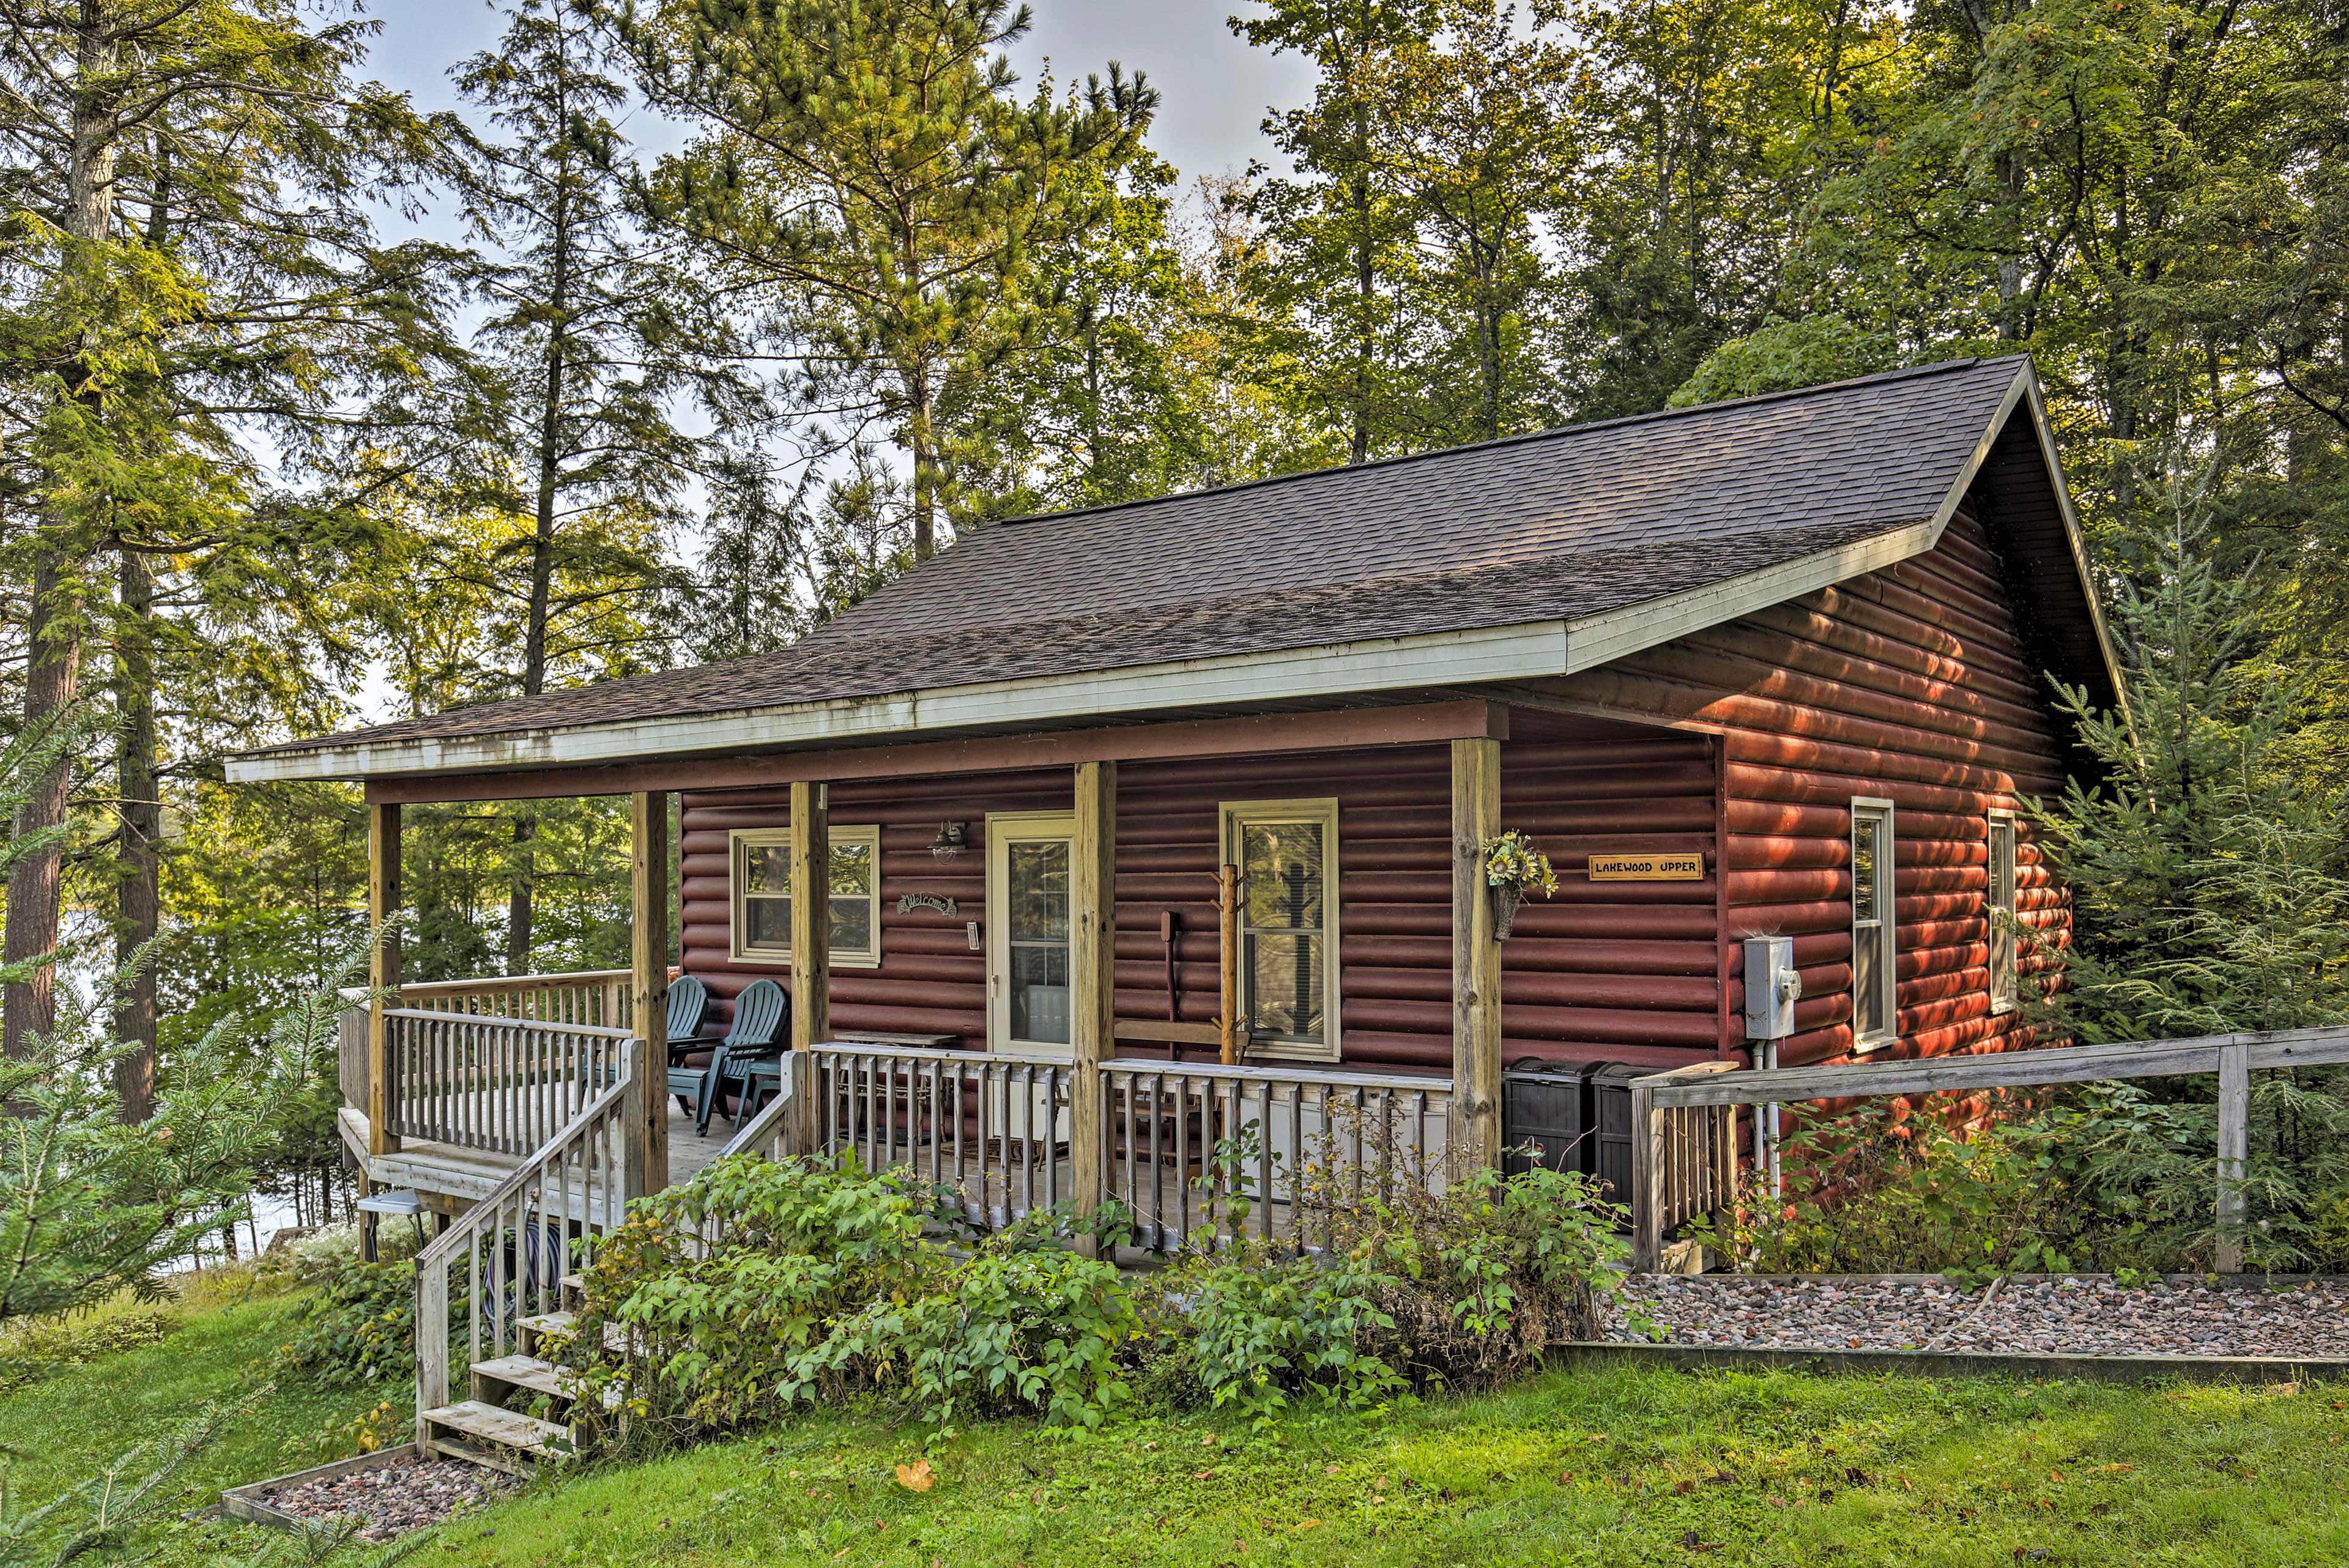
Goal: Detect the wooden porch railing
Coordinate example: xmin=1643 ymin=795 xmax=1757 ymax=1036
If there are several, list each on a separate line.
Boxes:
xmin=1628 ymin=1024 xmax=2349 ymax=1273
xmin=383 ymin=1008 xmax=636 ymax=1156
xmin=413 ymin=1038 xmax=646 ymax=1429
xmin=718 ymin=1046 xmax=1453 ymax=1252
xmin=395 ymin=968 xmax=633 ymax=1029
xmin=1098 ymin=1060 xmax=1452 ymax=1250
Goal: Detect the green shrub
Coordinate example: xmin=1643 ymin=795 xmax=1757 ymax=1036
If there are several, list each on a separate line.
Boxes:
xmin=809 ymin=1245 xmax=1138 ymax=1436
xmin=574 ymin=1154 xmax=946 ymax=1435
xmin=277 ymin=1258 xmax=421 ymax=1385
xmin=563 ymin=1149 xmax=1627 ymax=1448
xmin=0 ymin=1309 xmax=176 ymax=1396
xmin=1170 ymin=1250 xmax=1401 ymax=1425
xmin=1707 ymin=1075 xmax=2349 ymax=1277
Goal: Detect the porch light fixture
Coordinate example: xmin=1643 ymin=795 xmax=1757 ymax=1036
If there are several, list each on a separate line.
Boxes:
xmin=929 ymin=820 xmax=970 ymax=860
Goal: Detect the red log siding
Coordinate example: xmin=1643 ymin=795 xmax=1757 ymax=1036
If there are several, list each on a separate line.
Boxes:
xmin=1551 ymin=507 xmax=2072 ymax=1067
xmin=677 ymin=735 xmax=1724 ymax=1072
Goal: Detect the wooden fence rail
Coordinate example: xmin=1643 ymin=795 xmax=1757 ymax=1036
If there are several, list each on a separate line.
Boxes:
xmin=1630 ymin=1024 xmax=2349 ymax=1273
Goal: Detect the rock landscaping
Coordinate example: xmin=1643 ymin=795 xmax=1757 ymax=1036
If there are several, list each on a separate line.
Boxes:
xmin=262 ymin=1451 xmax=519 ymax=1540
xmin=1610 ymin=1275 xmax=2349 ymax=1359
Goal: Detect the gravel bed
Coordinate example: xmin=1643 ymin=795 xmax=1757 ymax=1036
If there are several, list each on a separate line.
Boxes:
xmin=262 ymin=1452 xmax=519 ymax=1540
xmin=1608 ymin=1276 xmax=2349 ymax=1359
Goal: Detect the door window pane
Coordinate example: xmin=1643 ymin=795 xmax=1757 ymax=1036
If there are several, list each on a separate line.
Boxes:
xmin=1008 ymin=841 xmax=1069 ymax=941
xmin=1010 ymin=942 xmax=1071 ymax=1044
xmin=1005 ymin=835 xmax=1072 ymax=1046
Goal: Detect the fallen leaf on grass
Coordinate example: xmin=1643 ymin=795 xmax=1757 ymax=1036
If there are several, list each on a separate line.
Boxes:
xmin=1194 ymin=1469 xmax=1219 ymax=1481
xmin=895 ymin=1460 xmax=935 ymax=1493
xmin=1294 ymin=1520 xmax=1320 ymax=1533
xmin=1556 ymin=1470 xmax=1574 ymax=1485
xmin=1674 ymin=1479 xmax=1697 ymax=1494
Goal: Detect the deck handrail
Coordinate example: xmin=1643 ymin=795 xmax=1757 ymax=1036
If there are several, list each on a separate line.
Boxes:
xmin=412 ymin=1038 xmax=646 ymax=1429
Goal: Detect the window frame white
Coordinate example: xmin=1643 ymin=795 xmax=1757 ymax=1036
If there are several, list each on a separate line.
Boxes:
xmin=726 ymin=824 xmax=885 ymax=970
xmin=1849 ymin=797 xmax=1898 ymax=1052
xmin=1220 ymin=797 xmax=1342 ymax=1064
xmin=985 ymin=811 xmax=1078 ymax=1060
xmin=1986 ymin=808 xmax=2019 ymax=1016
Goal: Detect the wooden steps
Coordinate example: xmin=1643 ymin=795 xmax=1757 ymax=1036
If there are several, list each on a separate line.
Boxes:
xmin=517 ymin=1310 xmax=635 ymax=1358
xmin=419 ymin=1400 xmax=573 ymax=1474
xmin=471 ymin=1354 xmax=584 ymax=1403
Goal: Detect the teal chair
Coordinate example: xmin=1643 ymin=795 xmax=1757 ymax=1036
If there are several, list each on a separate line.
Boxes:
xmin=664 ymin=976 xmax=710 ymax=1058
xmin=672 ymin=979 xmax=789 ymax=1136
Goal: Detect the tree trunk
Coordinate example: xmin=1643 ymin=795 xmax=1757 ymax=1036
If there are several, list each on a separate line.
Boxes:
xmin=113 ymin=545 xmax=159 ymax=1118
xmin=3 ymin=560 xmax=85 ymax=1061
xmin=910 ymin=366 xmax=937 ymax=557
xmin=510 ymin=151 xmax=574 ymax=975
xmin=4 ymin=0 xmax=122 ymax=1060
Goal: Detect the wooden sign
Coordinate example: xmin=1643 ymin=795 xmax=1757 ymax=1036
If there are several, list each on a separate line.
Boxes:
xmin=1588 ymin=852 xmax=1703 ymax=882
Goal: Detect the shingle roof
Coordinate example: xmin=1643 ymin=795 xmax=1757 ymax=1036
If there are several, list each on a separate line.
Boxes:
xmin=246 ymin=355 xmax=2032 ymax=760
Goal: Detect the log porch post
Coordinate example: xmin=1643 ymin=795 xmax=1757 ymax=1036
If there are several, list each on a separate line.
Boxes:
xmin=366 ymin=802 xmax=401 ymax=1159
xmin=1450 ymin=737 xmax=1503 ymax=1170
xmin=787 ymin=782 xmax=830 ymax=1161
xmin=1070 ymin=760 xmax=1117 ymax=1249
xmin=629 ymin=791 xmax=670 ymax=1196
xmin=789 ymin=781 xmax=831 ymax=1054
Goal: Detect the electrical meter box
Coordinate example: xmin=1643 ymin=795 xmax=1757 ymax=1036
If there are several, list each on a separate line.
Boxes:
xmin=1743 ymin=934 xmax=1801 ymax=1040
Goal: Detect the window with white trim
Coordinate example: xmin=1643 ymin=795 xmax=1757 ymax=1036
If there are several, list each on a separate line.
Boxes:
xmin=728 ymin=825 xmax=883 ymax=968
xmin=1850 ymin=798 xmax=1896 ymax=1049
xmin=1222 ymin=798 xmax=1341 ymax=1062
xmin=1987 ymin=810 xmax=2018 ymax=1014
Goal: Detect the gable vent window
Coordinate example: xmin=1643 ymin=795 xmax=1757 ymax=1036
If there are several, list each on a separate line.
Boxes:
xmin=1850 ymin=798 xmax=1896 ymax=1050
xmin=1987 ymin=810 xmax=2019 ymax=1014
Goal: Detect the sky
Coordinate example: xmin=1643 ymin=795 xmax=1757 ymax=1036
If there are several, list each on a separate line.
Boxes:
xmin=363 ymin=0 xmax=1312 ymax=186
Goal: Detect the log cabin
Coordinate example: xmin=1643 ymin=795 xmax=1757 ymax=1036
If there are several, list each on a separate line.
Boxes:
xmin=227 ymin=354 xmax=2118 ymax=1261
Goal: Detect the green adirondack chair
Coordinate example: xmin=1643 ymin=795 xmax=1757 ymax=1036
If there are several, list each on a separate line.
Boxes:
xmin=671 ymin=979 xmax=788 ymax=1137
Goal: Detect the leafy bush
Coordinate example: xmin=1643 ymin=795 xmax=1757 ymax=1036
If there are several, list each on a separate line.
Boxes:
xmin=574 ymin=1154 xmax=946 ymax=1433
xmin=1167 ymin=1251 xmax=1401 ymax=1424
xmin=810 ymin=1245 xmax=1138 ymax=1436
xmin=278 ymin=1258 xmax=431 ymax=1386
xmin=1708 ymin=1077 xmax=2349 ymax=1277
xmin=565 ymin=1147 xmax=1628 ymax=1447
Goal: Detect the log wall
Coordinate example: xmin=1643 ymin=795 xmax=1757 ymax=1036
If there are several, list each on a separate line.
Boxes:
xmin=677 ymin=730 xmax=1726 ymax=1072
xmin=1548 ymin=505 xmax=2072 ymax=1067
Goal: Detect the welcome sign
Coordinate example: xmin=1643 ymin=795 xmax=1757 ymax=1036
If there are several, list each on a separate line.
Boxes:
xmin=1588 ymin=853 xmax=1704 ymax=882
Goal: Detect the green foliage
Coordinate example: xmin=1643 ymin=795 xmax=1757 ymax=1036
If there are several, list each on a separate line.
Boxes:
xmin=581 ymin=1155 xmax=941 ymax=1430
xmin=1666 ymin=316 xmax=1899 ymax=408
xmin=1713 ymin=1077 xmax=2349 ymax=1277
xmin=276 ymin=1260 xmax=426 ymax=1389
xmin=813 ymin=1247 xmax=1138 ymax=1437
xmin=1163 ymin=1251 xmax=1403 ymax=1425
xmin=2038 ymin=502 xmax=2349 ymax=1042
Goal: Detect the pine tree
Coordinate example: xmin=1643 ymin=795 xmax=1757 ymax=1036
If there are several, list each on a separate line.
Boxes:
xmin=0 ymin=1 xmax=448 ymax=1079
xmin=449 ymin=0 xmax=754 ymax=971
xmin=618 ymin=0 xmax=1155 ymax=556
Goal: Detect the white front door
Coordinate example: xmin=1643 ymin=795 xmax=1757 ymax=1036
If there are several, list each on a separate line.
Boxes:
xmin=986 ymin=812 xmax=1077 ymax=1058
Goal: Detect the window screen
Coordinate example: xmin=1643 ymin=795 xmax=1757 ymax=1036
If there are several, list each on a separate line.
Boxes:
xmin=1987 ymin=813 xmax=2018 ymax=1013
xmin=1851 ymin=800 xmax=1896 ymax=1046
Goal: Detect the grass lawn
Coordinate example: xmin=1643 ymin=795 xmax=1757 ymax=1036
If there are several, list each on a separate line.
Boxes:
xmin=399 ymin=1366 xmax=2348 ymax=1567
xmin=9 ymin=1284 xmax=2346 ymax=1567
xmin=0 ymin=1272 xmax=393 ymax=1549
